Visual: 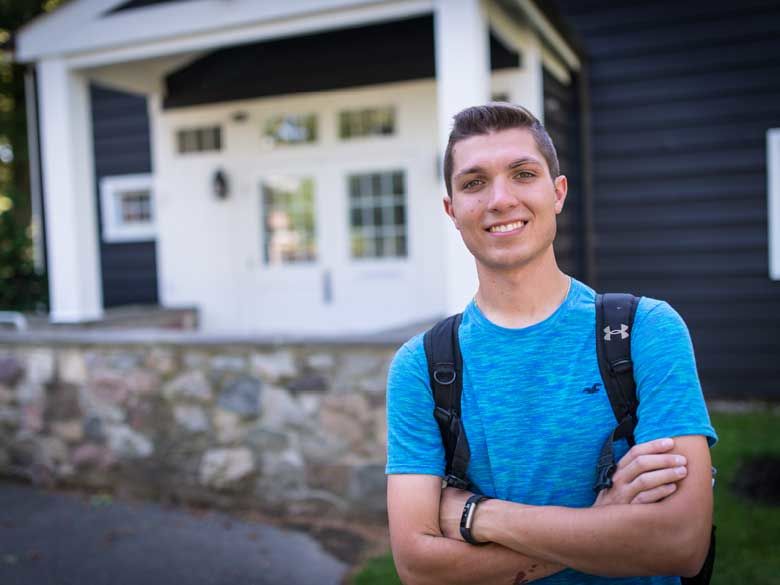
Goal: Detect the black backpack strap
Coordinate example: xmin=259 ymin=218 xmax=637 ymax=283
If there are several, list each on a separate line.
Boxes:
xmin=423 ymin=313 xmax=470 ymax=490
xmin=594 ymin=293 xmax=640 ymax=492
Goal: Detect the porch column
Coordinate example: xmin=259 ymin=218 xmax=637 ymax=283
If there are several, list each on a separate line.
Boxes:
xmin=37 ymin=58 xmax=103 ymax=322
xmin=434 ymin=0 xmax=490 ymax=315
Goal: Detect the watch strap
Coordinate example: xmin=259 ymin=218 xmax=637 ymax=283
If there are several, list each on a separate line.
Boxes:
xmin=459 ymin=494 xmax=490 ymax=545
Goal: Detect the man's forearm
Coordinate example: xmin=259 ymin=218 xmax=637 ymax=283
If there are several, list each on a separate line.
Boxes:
xmin=474 ymin=500 xmax=708 ymax=577
xmin=394 ymin=532 xmax=562 ymax=585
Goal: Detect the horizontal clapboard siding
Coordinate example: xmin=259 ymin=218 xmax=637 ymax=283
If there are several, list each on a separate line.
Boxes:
xmin=544 ymin=69 xmax=583 ymax=279
xmin=90 ymin=84 xmax=158 ymax=308
xmin=556 ymin=0 xmax=780 ymax=398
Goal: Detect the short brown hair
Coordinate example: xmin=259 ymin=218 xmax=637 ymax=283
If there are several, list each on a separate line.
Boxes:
xmin=443 ymin=103 xmax=560 ymax=197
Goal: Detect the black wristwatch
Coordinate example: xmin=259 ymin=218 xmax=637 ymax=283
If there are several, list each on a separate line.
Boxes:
xmin=459 ymin=494 xmax=491 ymax=545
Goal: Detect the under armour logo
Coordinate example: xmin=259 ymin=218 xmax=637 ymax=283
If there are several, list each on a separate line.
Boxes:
xmin=583 ymin=383 xmax=602 ymax=394
xmin=603 ymin=324 xmax=629 ymax=341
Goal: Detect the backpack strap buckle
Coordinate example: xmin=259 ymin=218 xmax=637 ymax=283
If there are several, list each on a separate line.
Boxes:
xmin=444 ymin=474 xmax=470 ymax=490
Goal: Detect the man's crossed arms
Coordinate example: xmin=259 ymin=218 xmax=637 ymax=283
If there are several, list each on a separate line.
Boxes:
xmin=388 ymin=436 xmax=712 ymax=585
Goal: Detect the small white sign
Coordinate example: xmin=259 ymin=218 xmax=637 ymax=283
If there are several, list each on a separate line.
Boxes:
xmin=769 ymin=129 xmax=780 ymax=280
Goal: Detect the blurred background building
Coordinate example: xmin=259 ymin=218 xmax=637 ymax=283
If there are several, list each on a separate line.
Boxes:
xmin=10 ymin=0 xmax=780 ymax=398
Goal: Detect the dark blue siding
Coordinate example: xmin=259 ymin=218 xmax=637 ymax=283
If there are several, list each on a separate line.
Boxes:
xmin=544 ymin=69 xmax=583 ymax=280
xmin=90 ymin=83 xmax=158 ymax=308
xmin=556 ymin=0 xmax=780 ymax=398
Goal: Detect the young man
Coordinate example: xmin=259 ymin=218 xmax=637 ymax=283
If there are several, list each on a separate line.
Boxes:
xmin=385 ymin=103 xmax=717 ymax=584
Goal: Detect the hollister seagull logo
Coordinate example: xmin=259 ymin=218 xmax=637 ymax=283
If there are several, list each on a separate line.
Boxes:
xmin=603 ymin=324 xmax=629 ymax=341
xmin=583 ymin=382 xmax=602 ymax=394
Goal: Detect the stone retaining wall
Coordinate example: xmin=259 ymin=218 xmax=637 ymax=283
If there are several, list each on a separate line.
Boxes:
xmin=0 ymin=338 xmax=399 ymax=521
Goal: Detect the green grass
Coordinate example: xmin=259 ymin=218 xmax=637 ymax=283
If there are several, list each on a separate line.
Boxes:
xmin=351 ymin=553 xmax=402 ymax=585
xmin=352 ymin=410 xmax=780 ymax=585
xmin=709 ymin=411 xmax=780 ymax=585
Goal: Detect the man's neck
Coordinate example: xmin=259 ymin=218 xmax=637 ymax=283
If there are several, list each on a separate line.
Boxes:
xmin=474 ymin=250 xmax=571 ymax=329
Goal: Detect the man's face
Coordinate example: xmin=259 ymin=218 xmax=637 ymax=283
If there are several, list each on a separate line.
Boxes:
xmin=444 ymin=127 xmax=567 ymax=273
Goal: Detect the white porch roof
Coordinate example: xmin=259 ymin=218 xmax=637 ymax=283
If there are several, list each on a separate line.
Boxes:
xmin=15 ymin=0 xmax=579 ymax=71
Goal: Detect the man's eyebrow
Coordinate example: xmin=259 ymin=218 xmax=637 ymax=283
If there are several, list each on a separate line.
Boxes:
xmin=453 ymin=166 xmax=485 ymax=181
xmin=508 ymin=157 xmax=542 ymax=168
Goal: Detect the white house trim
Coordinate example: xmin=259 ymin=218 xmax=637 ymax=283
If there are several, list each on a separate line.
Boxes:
xmin=769 ymin=128 xmax=780 ymax=280
xmin=37 ymin=58 xmax=103 ymax=323
xmin=99 ymin=174 xmax=157 ymax=243
xmin=485 ymin=1 xmax=569 ymax=86
xmin=17 ymin=0 xmax=435 ymax=66
xmin=514 ymin=0 xmax=580 ymax=70
xmin=540 ymin=45 xmax=571 ymax=85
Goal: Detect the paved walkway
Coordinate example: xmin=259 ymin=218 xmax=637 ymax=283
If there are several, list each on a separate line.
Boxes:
xmin=0 ymin=481 xmax=348 ymax=585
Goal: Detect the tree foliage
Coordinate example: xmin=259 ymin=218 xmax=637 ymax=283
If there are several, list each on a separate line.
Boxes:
xmin=0 ymin=0 xmax=62 ymax=310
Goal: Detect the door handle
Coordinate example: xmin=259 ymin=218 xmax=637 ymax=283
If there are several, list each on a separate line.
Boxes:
xmin=322 ymin=269 xmax=332 ymax=304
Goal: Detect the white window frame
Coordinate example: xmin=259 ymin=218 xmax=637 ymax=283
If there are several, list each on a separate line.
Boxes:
xmin=99 ymin=173 xmax=156 ymax=243
xmin=347 ymin=169 xmax=408 ymax=261
xmin=769 ymin=129 xmax=780 ymax=280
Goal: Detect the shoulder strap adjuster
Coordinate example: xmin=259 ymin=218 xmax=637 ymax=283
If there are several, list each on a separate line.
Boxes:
xmin=594 ymin=460 xmax=616 ymax=492
xmin=609 ymin=358 xmax=633 ymax=375
xmin=434 ymin=406 xmax=453 ymax=425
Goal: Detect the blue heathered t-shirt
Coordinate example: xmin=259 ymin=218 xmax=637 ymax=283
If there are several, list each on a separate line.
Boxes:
xmin=386 ymin=278 xmax=717 ymax=585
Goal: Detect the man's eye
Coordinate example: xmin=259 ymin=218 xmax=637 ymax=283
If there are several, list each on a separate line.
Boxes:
xmin=463 ymin=179 xmax=483 ymax=190
xmin=514 ymin=171 xmax=534 ymax=179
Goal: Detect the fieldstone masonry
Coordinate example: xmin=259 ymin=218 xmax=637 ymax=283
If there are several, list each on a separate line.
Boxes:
xmin=0 ymin=340 xmax=398 ymax=521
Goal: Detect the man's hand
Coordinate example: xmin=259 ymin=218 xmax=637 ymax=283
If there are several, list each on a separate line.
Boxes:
xmin=594 ymin=437 xmax=687 ymax=507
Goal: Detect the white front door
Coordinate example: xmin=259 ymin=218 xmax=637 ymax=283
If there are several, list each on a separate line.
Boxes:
xmin=234 ymin=156 xmax=430 ymax=335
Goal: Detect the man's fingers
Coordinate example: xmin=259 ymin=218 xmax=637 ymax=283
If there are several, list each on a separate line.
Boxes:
xmin=617 ymin=453 xmax=687 ymax=486
xmin=627 ymin=465 xmax=687 ymax=494
xmin=630 ymin=482 xmax=678 ymax=504
xmin=616 ymin=438 xmax=676 ymax=471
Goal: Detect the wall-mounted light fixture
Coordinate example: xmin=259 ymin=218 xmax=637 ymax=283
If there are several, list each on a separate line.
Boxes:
xmin=213 ymin=168 xmax=229 ymax=200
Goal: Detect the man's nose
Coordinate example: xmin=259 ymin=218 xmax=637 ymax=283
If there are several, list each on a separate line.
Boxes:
xmin=487 ymin=177 xmax=518 ymax=211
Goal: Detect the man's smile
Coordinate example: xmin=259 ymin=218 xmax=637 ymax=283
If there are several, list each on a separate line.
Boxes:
xmin=486 ymin=219 xmax=528 ymax=234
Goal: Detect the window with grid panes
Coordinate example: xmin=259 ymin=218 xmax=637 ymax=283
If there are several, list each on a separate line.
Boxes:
xmin=176 ymin=126 xmax=221 ymax=153
xmin=262 ymin=177 xmax=317 ymax=265
xmin=119 ymin=190 xmax=152 ymax=223
xmin=339 ymin=107 xmax=395 ymax=139
xmin=348 ymin=171 xmax=407 ymax=259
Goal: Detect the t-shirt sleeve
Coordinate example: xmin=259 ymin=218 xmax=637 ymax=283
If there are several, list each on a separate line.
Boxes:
xmin=385 ymin=337 xmax=446 ymax=476
xmin=632 ymin=299 xmax=718 ymax=447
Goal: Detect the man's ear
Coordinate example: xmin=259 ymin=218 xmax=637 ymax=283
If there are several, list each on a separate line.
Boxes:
xmin=443 ymin=196 xmax=460 ymax=230
xmin=553 ymin=175 xmax=568 ymax=214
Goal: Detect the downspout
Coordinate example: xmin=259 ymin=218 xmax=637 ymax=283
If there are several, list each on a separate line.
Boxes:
xmin=577 ymin=57 xmax=597 ymax=288
xmin=24 ymin=65 xmax=46 ymax=276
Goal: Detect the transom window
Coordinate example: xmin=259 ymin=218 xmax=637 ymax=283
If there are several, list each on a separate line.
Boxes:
xmin=264 ymin=114 xmax=317 ymax=146
xmin=339 ymin=107 xmax=396 ymax=139
xmin=348 ymin=171 xmax=407 ymax=259
xmin=177 ymin=126 xmax=221 ymax=153
xmin=262 ymin=176 xmax=317 ymax=265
